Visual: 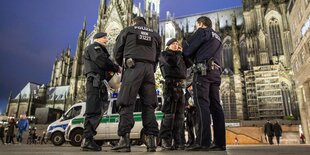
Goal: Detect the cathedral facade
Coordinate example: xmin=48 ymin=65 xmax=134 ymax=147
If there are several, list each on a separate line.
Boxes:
xmin=49 ymin=0 xmax=160 ymax=109
xmin=160 ymin=0 xmax=299 ymax=120
xmin=7 ymin=0 xmax=300 ymax=122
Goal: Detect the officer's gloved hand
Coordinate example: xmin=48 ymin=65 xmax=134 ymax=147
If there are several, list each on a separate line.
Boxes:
xmin=118 ymin=66 xmax=122 ymax=73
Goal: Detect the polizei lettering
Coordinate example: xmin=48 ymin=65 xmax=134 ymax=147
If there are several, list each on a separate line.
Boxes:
xmin=134 ymin=26 xmax=154 ymax=32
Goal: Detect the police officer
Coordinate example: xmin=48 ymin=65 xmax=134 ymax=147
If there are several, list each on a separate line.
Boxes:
xmin=183 ymin=16 xmax=226 ymax=151
xmin=81 ymin=32 xmax=120 ymax=151
xmin=158 ymin=38 xmax=192 ymax=150
xmin=112 ymin=16 xmax=161 ymax=152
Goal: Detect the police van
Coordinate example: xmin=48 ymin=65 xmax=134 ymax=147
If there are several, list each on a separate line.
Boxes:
xmin=46 ymin=102 xmax=85 ymax=146
xmin=64 ymin=96 xmax=163 ymax=147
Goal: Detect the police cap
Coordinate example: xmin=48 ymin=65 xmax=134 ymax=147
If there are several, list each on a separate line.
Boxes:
xmin=166 ymin=38 xmax=178 ymax=46
xmin=93 ymin=32 xmax=107 ymax=39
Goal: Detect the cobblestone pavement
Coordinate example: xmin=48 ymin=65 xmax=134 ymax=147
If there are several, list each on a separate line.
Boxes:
xmin=0 ymin=144 xmax=310 ymax=155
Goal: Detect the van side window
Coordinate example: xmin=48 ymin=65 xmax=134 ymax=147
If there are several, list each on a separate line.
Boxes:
xmin=64 ymin=106 xmax=82 ymax=120
xmin=156 ymin=97 xmax=162 ymax=111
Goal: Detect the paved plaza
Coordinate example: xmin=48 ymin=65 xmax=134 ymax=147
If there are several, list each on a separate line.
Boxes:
xmin=1 ymin=144 xmax=310 ymax=155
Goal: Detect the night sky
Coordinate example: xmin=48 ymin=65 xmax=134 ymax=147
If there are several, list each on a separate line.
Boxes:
xmin=0 ymin=0 xmax=242 ymax=114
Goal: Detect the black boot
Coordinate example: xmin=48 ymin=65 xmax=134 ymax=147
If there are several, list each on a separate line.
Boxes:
xmin=81 ymin=138 xmax=102 ymax=151
xmin=185 ymin=144 xmax=209 ymax=151
xmin=161 ymin=138 xmax=172 ymax=150
xmin=146 ymin=135 xmax=156 ymax=152
xmin=111 ymin=133 xmax=131 ymax=152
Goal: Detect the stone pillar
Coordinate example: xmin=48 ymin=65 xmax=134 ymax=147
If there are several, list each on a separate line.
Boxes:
xmin=6 ymin=91 xmax=12 ymax=116
xmin=303 ymin=82 xmax=310 ymax=144
xmin=16 ymin=95 xmax=21 ymax=118
xmin=296 ymin=86 xmax=310 ymax=144
xmin=234 ymin=75 xmax=244 ymax=120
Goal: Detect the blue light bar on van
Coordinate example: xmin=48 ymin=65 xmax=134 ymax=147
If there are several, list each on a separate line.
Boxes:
xmin=156 ymin=89 xmax=160 ymax=95
xmin=112 ymin=93 xmax=118 ymax=98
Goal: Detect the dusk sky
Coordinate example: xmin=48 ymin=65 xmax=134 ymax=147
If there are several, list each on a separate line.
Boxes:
xmin=0 ymin=0 xmax=242 ymax=114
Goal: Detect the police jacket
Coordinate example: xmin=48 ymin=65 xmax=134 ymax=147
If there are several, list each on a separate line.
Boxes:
xmin=83 ymin=42 xmax=119 ymax=78
xmin=183 ymin=27 xmax=222 ymax=66
xmin=159 ymin=49 xmax=192 ymax=79
xmin=114 ymin=23 xmax=161 ymax=67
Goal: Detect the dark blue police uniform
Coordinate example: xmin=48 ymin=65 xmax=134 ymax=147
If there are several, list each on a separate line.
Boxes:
xmin=183 ymin=27 xmax=226 ymax=149
xmin=112 ymin=20 xmax=161 ymax=152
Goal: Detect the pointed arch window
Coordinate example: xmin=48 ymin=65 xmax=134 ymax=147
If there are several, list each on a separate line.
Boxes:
xmin=269 ymin=18 xmax=283 ymax=56
xmin=223 ymin=39 xmax=233 ymax=71
xmin=239 ymin=41 xmax=248 ymax=70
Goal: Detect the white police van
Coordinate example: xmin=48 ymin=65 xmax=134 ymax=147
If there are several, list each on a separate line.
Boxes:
xmin=46 ymin=102 xmax=85 ymax=146
xmin=64 ymin=95 xmax=163 ymax=147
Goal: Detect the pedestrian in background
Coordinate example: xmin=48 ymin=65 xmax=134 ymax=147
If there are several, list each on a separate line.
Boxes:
xmin=273 ymin=120 xmax=282 ymax=145
xmin=16 ymin=113 xmax=29 ymax=143
xmin=0 ymin=123 xmax=5 ymax=144
xmin=6 ymin=118 xmax=15 ymax=144
xmin=264 ymin=120 xmax=274 ymax=145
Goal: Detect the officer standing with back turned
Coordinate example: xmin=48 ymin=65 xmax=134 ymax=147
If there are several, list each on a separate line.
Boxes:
xmin=81 ymin=32 xmax=120 ymax=151
xmin=112 ymin=16 xmax=161 ymax=152
xmin=183 ymin=16 xmax=226 ymax=151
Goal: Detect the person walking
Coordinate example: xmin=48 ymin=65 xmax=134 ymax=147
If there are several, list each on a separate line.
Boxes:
xmin=183 ymin=16 xmax=225 ymax=151
xmin=0 ymin=123 xmax=5 ymax=144
xmin=264 ymin=120 xmax=274 ymax=145
xmin=158 ymin=38 xmax=192 ymax=150
xmin=112 ymin=16 xmax=161 ymax=152
xmin=16 ymin=113 xmax=29 ymax=143
xmin=273 ymin=121 xmax=282 ymax=145
xmin=6 ymin=118 xmax=15 ymax=144
xmin=81 ymin=32 xmax=121 ymax=151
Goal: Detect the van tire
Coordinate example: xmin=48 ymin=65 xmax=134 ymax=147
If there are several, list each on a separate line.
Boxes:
xmin=69 ymin=129 xmax=83 ymax=147
xmin=51 ymin=132 xmax=65 ymax=146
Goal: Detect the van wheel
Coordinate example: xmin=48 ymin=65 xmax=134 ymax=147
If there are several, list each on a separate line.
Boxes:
xmin=94 ymin=140 xmax=105 ymax=146
xmin=69 ymin=129 xmax=83 ymax=147
xmin=51 ymin=132 xmax=65 ymax=146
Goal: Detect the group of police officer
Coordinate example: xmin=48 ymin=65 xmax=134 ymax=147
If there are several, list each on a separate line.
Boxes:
xmin=81 ymin=16 xmax=226 ymax=152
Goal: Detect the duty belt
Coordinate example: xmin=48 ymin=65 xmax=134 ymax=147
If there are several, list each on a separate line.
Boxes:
xmin=193 ymin=59 xmax=221 ymax=75
xmin=124 ymin=58 xmax=155 ymax=69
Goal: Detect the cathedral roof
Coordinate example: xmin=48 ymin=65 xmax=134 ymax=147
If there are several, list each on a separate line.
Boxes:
xmin=160 ymin=6 xmax=243 ymax=33
xmin=47 ymin=85 xmax=70 ymax=100
xmin=14 ymin=82 xmax=41 ymax=99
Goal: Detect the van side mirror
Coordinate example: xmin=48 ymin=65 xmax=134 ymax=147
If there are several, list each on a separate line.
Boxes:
xmin=61 ymin=114 xmax=67 ymax=121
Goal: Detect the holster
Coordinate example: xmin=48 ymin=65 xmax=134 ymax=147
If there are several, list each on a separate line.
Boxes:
xmin=86 ymin=73 xmax=101 ymax=87
xmin=124 ymin=58 xmax=135 ymax=69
